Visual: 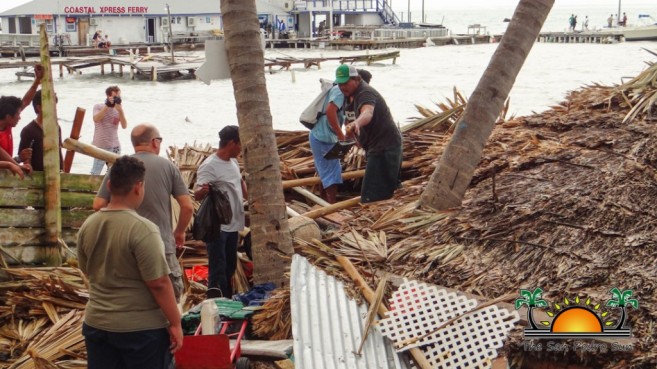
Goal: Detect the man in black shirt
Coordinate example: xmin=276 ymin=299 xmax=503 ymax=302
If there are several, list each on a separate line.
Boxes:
xmin=336 ymin=64 xmax=402 ymax=203
xmin=18 ymin=90 xmax=63 ymax=172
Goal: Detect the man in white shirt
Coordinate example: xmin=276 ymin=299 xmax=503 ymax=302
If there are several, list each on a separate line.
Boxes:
xmin=194 ymin=125 xmax=247 ymax=299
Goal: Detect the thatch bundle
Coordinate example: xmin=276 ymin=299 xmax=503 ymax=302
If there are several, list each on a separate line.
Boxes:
xmin=0 ymin=268 xmax=87 ymax=369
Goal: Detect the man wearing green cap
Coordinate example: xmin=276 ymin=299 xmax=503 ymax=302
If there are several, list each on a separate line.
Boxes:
xmin=336 ymin=64 xmax=402 ymax=203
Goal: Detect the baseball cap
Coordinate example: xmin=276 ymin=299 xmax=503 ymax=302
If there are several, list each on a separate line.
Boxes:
xmin=335 ymin=64 xmax=358 ymax=84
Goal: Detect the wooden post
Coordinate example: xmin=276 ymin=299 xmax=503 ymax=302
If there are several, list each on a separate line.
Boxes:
xmin=111 ymin=63 xmax=115 ymax=73
xmin=100 ymin=63 xmax=105 ymax=75
xmin=151 ymin=66 xmax=157 ymax=81
xmin=59 ymin=64 xmax=64 ymax=77
xmin=119 ymin=64 xmax=124 ymax=76
xmin=63 ymin=107 xmax=86 ymax=173
xmin=39 ymin=24 xmax=62 ymax=266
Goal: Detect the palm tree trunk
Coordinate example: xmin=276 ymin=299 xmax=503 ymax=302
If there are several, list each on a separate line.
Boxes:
xmin=220 ymin=0 xmax=294 ymax=286
xmin=528 ymin=306 xmax=538 ymax=329
xmin=419 ymin=0 xmax=554 ymax=211
xmin=617 ymin=307 xmax=626 ymax=329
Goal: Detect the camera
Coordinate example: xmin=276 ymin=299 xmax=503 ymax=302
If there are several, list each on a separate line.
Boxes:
xmin=105 ymin=96 xmax=122 ymax=107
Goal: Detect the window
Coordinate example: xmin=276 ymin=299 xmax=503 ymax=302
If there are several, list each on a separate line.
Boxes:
xmin=18 ymin=17 xmax=32 ymax=34
xmin=8 ymin=17 xmax=16 ymax=33
xmin=176 ymin=16 xmax=182 ymax=24
xmin=65 ymin=17 xmax=76 ymax=32
xmin=45 ymin=19 xmax=54 ymax=32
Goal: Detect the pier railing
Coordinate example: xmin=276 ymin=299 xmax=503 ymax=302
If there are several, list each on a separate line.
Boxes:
xmin=0 ymin=34 xmax=41 ymax=47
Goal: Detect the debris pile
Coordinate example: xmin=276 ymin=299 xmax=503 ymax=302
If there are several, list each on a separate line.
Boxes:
xmin=254 ymin=61 xmax=657 ymax=368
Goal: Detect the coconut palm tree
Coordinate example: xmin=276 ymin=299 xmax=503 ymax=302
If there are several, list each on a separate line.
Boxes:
xmin=220 ymin=0 xmax=294 ymax=285
xmin=606 ymin=288 xmax=639 ymax=329
xmin=419 ymin=0 xmax=555 ymax=211
xmin=515 ymin=288 xmax=549 ymax=330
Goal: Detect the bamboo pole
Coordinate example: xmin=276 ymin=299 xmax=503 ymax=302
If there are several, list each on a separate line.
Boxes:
xmin=282 ymin=161 xmax=412 ymax=189
xmin=301 ymin=196 xmax=360 ymax=219
xmin=63 ymin=108 xmax=86 ymax=173
xmin=39 ymin=24 xmax=62 ymax=266
xmin=62 ymin=138 xmax=120 ymax=163
xmin=336 ymin=256 xmax=432 ymax=369
xmin=291 ymin=187 xmax=330 ymax=207
xmin=283 ymin=170 xmax=365 ymax=189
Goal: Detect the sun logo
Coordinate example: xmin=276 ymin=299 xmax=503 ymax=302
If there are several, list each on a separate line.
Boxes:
xmin=516 ymin=287 xmax=637 ymax=339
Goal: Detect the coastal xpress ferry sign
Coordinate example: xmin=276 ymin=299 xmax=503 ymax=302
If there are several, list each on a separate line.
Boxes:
xmin=516 ymin=288 xmax=637 ymax=353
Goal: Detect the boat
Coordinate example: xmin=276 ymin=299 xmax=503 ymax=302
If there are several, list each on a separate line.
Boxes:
xmin=622 ymin=14 xmax=657 ymax=41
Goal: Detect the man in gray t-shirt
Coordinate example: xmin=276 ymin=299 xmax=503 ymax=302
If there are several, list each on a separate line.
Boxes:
xmin=94 ymin=124 xmax=194 ymax=300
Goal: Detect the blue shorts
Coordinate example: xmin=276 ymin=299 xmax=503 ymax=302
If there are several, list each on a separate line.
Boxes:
xmin=309 ymin=133 xmax=343 ymax=188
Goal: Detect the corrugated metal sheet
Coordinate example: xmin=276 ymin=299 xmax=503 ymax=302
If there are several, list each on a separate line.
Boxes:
xmin=290 ymin=255 xmax=403 ymax=369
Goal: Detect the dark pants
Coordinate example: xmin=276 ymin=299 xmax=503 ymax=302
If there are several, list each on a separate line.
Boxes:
xmin=82 ymin=323 xmax=172 ymax=369
xmin=361 ymin=145 xmax=403 ymax=203
xmin=207 ymin=231 xmax=238 ymax=298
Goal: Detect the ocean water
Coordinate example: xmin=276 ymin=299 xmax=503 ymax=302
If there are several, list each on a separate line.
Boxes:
xmin=399 ymin=0 xmax=657 ymax=34
xmin=0 ymin=31 xmax=656 ymax=174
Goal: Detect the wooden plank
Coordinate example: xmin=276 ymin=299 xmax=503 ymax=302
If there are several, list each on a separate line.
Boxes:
xmin=0 ymin=171 xmax=103 ymax=192
xmin=0 ymin=228 xmax=77 ymax=247
xmin=0 ymin=208 xmax=92 ymax=228
xmin=0 ymin=189 xmax=95 ymax=208
xmin=0 ymin=242 xmax=77 ymax=265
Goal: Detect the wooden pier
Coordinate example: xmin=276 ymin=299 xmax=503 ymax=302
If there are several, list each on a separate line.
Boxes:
xmin=266 ymin=34 xmax=491 ymax=50
xmin=0 ymin=50 xmax=401 ymax=81
xmin=264 ymin=50 xmax=399 ymax=72
xmin=537 ymin=30 xmax=624 ymax=43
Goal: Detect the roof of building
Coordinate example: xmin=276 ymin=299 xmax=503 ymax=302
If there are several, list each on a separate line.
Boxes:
xmin=0 ymin=0 xmax=289 ymax=17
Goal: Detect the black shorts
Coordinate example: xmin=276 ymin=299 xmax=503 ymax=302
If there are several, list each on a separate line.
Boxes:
xmin=83 ymin=323 xmax=172 ymax=369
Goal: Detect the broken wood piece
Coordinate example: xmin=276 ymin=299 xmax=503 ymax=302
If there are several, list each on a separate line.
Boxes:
xmin=336 ymin=255 xmax=432 ymax=369
xmin=356 ymin=274 xmax=388 ymax=355
xmin=63 ymin=107 xmax=86 ymax=173
xmin=301 ymin=196 xmax=360 ymax=220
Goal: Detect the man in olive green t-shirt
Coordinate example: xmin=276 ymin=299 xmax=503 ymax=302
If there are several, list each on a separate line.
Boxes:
xmin=78 ymin=156 xmax=183 ymax=369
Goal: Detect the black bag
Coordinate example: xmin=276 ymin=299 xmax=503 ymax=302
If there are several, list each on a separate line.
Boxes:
xmin=192 ymin=182 xmax=233 ymax=242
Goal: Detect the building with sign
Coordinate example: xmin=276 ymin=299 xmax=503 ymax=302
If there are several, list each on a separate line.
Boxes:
xmin=0 ymin=0 xmax=290 ymax=46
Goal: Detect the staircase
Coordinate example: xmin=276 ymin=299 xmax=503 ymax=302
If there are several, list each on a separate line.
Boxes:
xmin=295 ymin=1 xmax=401 ymax=26
xmin=378 ymin=0 xmax=401 ymax=26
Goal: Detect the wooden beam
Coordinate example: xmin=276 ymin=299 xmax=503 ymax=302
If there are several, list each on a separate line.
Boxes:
xmin=0 ymin=189 xmax=96 ymax=208
xmin=62 ymin=138 xmax=120 ymax=163
xmin=0 ymin=208 xmax=93 ymax=228
xmin=0 ymin=171 xmax=104 ymax=191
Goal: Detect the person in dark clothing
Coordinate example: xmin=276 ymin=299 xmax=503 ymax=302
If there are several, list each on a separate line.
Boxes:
xmin=336 ymin=64 xmax=402 ymax=203
xmin=18 ymin=90 xmax=63 ymax=172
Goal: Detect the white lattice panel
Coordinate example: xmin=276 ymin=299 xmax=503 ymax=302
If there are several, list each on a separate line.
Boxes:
xmin=377 ymin=280 xmax=519 ymax=369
